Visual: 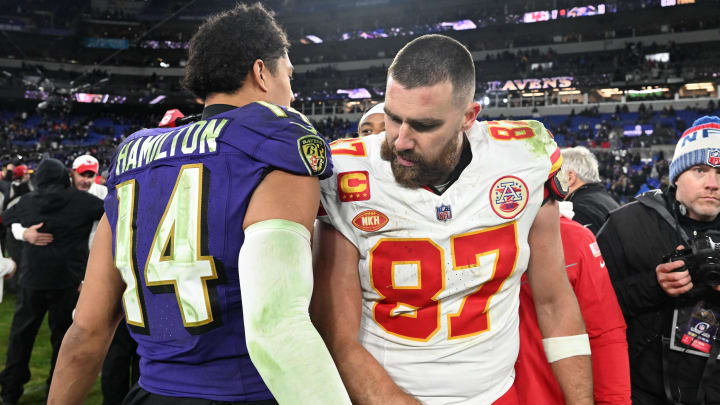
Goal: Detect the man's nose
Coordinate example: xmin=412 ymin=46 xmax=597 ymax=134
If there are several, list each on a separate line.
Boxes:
xmin=394 ymin=123 xmax=415 ymax=151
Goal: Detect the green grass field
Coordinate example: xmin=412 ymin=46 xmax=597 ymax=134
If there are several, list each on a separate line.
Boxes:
xmin=0 ymin=292 xmax=102 ymax=404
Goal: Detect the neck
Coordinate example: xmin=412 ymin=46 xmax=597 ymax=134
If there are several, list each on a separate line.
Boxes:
xmin=569 ymin=180 xmax=587 ymax=195
xmin=442 ymin=132 xmax=465 ymax=176
xmin=433 ymin=133 xmax=471 ymax=191
xmin=204 ymin=88 xmax=263 ymax=109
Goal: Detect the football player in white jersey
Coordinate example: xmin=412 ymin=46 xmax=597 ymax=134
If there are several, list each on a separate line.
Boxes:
xmin=311 ymin=34 xmax=593 ymax=405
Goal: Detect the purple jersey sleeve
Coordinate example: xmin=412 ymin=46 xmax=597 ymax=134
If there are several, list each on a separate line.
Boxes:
xmin=221 ymin=102 xmax=333 ymax=179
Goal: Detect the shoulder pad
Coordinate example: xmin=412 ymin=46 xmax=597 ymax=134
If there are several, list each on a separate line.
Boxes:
xmin=228 ymin=102 xmax=333 ymax=178
xmin=545 ymin=170 xmax=569 ymax=201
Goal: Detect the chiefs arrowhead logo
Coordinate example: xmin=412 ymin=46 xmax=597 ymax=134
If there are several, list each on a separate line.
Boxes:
xmin=352 ymin=210 xmax=389 ymax=232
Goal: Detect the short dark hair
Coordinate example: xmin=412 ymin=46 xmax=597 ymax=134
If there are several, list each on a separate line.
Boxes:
xmin=183 ymin=3 xmax=290 ymax=100
xmin=388 ymin=34 xmax=475 ymax=105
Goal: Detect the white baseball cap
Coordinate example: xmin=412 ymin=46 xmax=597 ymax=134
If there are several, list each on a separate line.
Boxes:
xmin=72 ymin=155 xmax=99 ymax=175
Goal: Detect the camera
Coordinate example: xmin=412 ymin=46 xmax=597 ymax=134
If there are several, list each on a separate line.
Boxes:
xmin=664 ymin=232 xmax=720 ymax=288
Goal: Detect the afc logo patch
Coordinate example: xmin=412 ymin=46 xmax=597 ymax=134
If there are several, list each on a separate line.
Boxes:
xmin=338 ymin=171 xmax=371 ymax=202
xmin=490 ymin=176 xmax=529 ymax=219
xmin=708 ymin=149 xmax=720 ymax=167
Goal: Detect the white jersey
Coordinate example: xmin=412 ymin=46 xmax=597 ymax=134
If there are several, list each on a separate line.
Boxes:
xmin=87 ymin=182 xmax=107 ymax=248
xmin=319 ymin=120 xmax=561 ymax=405
xmin=88 ymin=182 xmax=108 ymax=200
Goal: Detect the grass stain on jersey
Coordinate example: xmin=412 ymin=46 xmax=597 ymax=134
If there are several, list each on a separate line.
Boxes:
xmin=522 ymin=120 xmax=556 ymax=159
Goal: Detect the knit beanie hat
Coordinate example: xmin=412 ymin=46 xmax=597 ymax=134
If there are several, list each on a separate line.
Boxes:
xmin=669 ymin=116 xmax=720 ymax=184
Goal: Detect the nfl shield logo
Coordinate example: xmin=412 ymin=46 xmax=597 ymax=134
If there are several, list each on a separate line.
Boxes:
xmin=708 ymin=149 xmax=720 ymax=167
xmin=436 ymin=204 xmax=452 ymax=222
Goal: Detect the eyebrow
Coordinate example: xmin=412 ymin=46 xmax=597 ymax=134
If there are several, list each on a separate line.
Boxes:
xmin=384 ymin=107 xmax=443 ymax=128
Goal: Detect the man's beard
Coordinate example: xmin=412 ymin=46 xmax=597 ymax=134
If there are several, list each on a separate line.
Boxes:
xmin=380 ymin=132 xmax=463 ymax=189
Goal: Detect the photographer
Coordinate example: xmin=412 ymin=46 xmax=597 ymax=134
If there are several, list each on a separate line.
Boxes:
xmin=597 ymin=116 xmax=720 ymax=404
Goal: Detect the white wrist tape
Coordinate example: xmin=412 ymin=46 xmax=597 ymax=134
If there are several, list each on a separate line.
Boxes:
xmin=542 ymin=333 xmax=591 ymax=363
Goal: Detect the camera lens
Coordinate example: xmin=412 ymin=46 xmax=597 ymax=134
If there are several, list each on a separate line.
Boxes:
xmin=704 ymin=270 xmax=720 ymax=287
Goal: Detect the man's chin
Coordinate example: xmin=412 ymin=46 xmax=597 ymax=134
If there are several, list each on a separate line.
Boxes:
xmin=390 ymin=165 xmax=424 ymax=189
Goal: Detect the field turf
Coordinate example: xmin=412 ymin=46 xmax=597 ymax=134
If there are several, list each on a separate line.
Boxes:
xmin=0 ymin=292 xmax=102 ymax=404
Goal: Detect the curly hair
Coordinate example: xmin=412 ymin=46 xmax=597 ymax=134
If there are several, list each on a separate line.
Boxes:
xmin=183 ymin=3 xmax=290 ymax=100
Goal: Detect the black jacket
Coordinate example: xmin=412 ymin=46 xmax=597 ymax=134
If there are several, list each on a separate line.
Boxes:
xmin=597 ymin=189 xmax=720 ymax=404
xmin=2 ymin=159 xmax=104 ymax=290
xmin=566 ymin=182 xmax=620 ymax=235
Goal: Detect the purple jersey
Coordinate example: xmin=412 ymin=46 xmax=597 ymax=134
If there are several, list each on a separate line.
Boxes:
xmin=104 ymin=102 xmax=332 ymax=401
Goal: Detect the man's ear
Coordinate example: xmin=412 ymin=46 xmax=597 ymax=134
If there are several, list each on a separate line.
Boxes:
xmin=251 ymin=59 xmax=268 ymax=92
xmin=567 ymin=170 xmax=578 ymax=188
xmin=461 ymin=102 xmax=481 ymax=131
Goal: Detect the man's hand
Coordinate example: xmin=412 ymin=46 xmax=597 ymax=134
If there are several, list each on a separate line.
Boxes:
xmin=23 ymin=223 xmax=54 ymax=246
xmin=656 ymin=246 xmax=692 ymax=297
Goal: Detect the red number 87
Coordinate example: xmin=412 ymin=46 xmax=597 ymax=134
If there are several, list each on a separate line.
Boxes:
xmin=368 ymin=222 xmax=518 ymax=341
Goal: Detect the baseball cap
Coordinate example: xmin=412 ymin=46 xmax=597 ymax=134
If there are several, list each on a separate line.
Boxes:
xmin=72 ymin=155 xmax=99 ymax=175
xmin=12 ymin=164 xmax=31 ymax=180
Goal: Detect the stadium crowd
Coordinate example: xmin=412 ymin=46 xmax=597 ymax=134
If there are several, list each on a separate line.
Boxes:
xmin=0 ymin=103 xmax=717 ymax=204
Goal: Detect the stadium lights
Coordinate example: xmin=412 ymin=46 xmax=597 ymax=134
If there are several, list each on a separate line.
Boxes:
xmin=558 ymin=89 xmax=581 ymax=95
xmin=661 ymin=0 xmax=695 ymax=6
xmin=522 ymin=92 xmax=544 ymax=97
xmin=598 ymin=88 xmax=622 ymax=97
xmin=684 ymin=82 xmax=714 ymax=91
xmin=627 ymin=87 xmax=669 ymax=95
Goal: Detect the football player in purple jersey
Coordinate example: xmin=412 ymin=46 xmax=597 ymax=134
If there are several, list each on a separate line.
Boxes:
xmin=48 ymin=3 xmax=350 ymax=405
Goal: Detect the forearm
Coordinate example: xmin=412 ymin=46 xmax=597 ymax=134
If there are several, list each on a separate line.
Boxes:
xmin=330 ymin=340 xmax=420 ymax=405
xmin=245 ymin=315 xmax=351 ymax=404
xmin=535 ymin=289 xmax=586 ymax=338
xmin=11 ymin=223 xmax=25 ymax=241
xmin=239 ymin=219 xmax=350 ymax=404
xmin=47 ymin=323 xmax=116 ymax=404
xmin=536 ymin=293 xmax=593 ymax=404
xmin=550 ymin=355 xmax=594 ymax=405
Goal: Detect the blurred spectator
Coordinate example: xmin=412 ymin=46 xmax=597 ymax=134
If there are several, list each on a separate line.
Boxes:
xmin=7 ymin=165 xmax=33 ymax=210
xmin=0 ymin=158 xmax=104 ymax=405
xmin=71 ymin=155 xmax=107 ymax=199
xmin=357 ymin=103 xmax=385 ymax=137
xmin=0 ymin=163 xmax=14 ymax=204
xmin=516 ymin=201 xmax=630 ymax=405
xmin=561 ymin=146 xmax=620 ymax=234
